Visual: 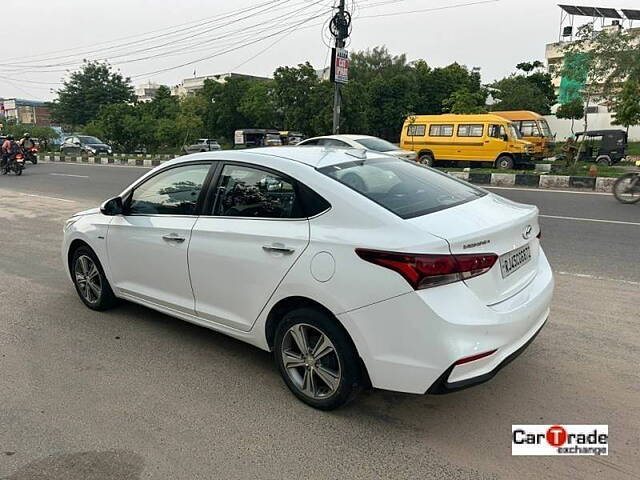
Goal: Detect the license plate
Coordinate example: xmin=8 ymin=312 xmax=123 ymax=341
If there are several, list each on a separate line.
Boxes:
xmin=499 ymin=244 xmax=531 ymax=278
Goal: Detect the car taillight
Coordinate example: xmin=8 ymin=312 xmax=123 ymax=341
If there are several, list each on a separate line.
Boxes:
xmin=454 ymin=349 xmax=497 ymax=366
xmin=355 ymin=249 xmax=498 ymax=290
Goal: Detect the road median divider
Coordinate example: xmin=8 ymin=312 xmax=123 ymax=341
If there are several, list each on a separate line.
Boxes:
xmin=447 ymin=171 xmax=617 ymax=192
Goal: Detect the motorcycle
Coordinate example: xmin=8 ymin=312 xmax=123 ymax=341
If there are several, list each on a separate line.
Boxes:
xmin=613 ymin=172 xmax=640 ymax=204
xmin=2 ymin=152 xmax=25 ymax=176
xmin=24 ymin=147 xmax=38 ymax=164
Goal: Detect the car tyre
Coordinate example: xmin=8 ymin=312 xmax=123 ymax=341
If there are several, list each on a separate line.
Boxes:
xmin=274 ymin=307 xmax=362 ymax=410
xmin=71 ymin=246 xmax=118 ymax=311
xmin=596 ymin=155 xmax=611 ymax=166
xmin=418 ymin=152 xmax=434 ymax=166
xmin=496 ymin=155 xmax=514 ymax=170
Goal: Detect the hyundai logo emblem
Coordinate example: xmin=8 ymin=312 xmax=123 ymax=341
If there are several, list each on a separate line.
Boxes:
xmin=522 ymin=225 xmax=533 ymax=240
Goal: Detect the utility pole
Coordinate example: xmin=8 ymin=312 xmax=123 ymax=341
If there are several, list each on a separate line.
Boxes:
xmin=331 ymin=0 xmax=349 ymax=134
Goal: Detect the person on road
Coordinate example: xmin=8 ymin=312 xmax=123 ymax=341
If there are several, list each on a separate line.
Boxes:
xmin=19 ymin=133 xmax=35 ymax=150
xmin=561 ymin=136 xmax=578 ymax=168
xmin=1 ymin=135 xmax=18 ymax=170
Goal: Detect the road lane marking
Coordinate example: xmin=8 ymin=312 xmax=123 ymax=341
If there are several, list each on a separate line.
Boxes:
xmin=556 ymin=271 xmax=640 ymax=287
xmin=487 ymin=186 xmax=610 ymax=196
xmin=50 ymin=173 xmax=89 ymax=178
xmin=18 ymin=193 xmax=76 ymax=203
xmin=539 ymin=214 xmax=640 ymax=226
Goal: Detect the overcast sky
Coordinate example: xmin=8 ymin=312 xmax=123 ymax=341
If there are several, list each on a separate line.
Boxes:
xmin=2 ymin=0 xmax=640 ymax=101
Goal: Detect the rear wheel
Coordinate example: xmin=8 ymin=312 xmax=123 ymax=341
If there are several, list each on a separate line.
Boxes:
xmin=613 ymin=173 xmax=640 ymax=204
xmin=274 ymin=307 xmax=362 ymax=410
xmin=71 ymin=246 xmax=118 ymax=310
xmin=496 ymin=155 xmax=514 ymax=170
xmin=596 ymin=155 xmax=611 ymax=166
xmin=15 ymin=166 xmax=22 ymax=176
xmin=418 ymin=152 xmax=434 ymax=166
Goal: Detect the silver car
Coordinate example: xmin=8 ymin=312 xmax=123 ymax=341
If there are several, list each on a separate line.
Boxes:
xmin=184 ymin=138 xmax=221 ymax=154
xmin=297 ymin=134 xmax=417 ymax=160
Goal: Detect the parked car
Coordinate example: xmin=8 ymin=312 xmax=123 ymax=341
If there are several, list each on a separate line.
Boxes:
xmin=62 ymin=146 xmax=553 ymax=410
xmin=574 ymin=129 xmax=628 ymax=165
xmin=184 ymin=138 xmax=221 ymax=154
xmin=298 ymin=134 xmax=417 ymax=160
xmin=280 ymin=131 xmax=305 ymax=145
xmin=60 ymin=135 xmax=113 ymax=155
xmin=234 ymin=129 xmax=282 ymax=148
xmin=400 ymin=114 xmax=534 ymax=169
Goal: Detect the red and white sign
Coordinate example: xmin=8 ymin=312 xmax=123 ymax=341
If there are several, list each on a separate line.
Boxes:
xmin=512 ymin=425 xmax=608 ymax=456
xmin=331 ymin=48 xmax=349 ymax=84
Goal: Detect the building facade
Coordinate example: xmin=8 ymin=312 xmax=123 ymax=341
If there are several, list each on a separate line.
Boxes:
xmin=171 ymin=72 xmax=271 ymax=97
xmin=0 ymin=98 xmax=51 ymax=126
xmin=134 ymin=82 xmax=164 ymax=102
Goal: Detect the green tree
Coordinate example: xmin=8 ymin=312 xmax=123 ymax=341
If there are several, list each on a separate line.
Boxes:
xmin=611 ymin=79 xmax=640 ymax=129
xmin=238 ymin=81 xmax=278 ymax=128
xmin=555 ymin=98 xmax=584 ymax=134
xmin=199 ymin=77 xmax=253 ymax=140
xmin=87 ymin=103 xmax=154 ymax=152
xmin=51 ymin=61 xmax=134 ymax=127
xmin=1 ymin=124 xmax=57 ymax=144
xmin=273 ymin=62 xmax=321 ymax=134
xmin=516 ymin=60 xmax=544 ymax=75
xmin=490 ymin=75 xmax=554 ymax=114
xmin=442 ymin=88 xmax=487 ymax=114
xmin=145 ymin=85 xmax=178 ymax=119
xmin=176 ymin=96 xmax=206 ymax=147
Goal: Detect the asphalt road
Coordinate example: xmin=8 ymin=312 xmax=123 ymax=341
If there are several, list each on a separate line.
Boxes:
xmin=0 ymin=162 xmax=638 ymax=479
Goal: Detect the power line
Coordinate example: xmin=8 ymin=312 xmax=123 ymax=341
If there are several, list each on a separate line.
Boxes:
xmin=358 ymin=0 xmax=499 ymax=18
xmin=0 ymin=0 xmax=282 ymax=65
xmin=132 ymin=6 xmax=330 ymax=79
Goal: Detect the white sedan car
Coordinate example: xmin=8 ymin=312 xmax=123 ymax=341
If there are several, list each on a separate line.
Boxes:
xmin=62 ymin=147 xmax=553 ymax=410
xmin=297 ymin=134 xmax=417 ymax=160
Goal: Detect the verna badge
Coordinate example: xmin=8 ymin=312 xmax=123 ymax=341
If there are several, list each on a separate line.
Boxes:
xmin=522 ymin=225 xmax=533 ymax=240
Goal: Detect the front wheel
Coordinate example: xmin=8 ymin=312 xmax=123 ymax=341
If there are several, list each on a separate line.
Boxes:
xmin=274 ymin=307 xmax=362 ymax=410
xmin=71 ymin=246 xmax=118 ymax=310
xmin=613 ymin=173 xmax=640 ymax=204
xmin=418 ymin=153 xmax=434 ymax=166
xmin=496 ymin=155 xmax=514 ymax=170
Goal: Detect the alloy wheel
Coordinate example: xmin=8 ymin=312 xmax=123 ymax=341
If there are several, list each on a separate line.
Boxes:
xmin=74 ymin=255 xmax=102 ymax=304
xmin=281 ymin=323 xmax=342 ymax=400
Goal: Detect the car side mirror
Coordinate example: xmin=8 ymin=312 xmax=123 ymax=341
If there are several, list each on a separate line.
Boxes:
xmin=100 ymin=196 xmax=123 ymax=216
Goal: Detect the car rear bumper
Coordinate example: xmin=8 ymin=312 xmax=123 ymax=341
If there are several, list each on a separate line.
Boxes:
xmin=338 ymin=248 xmax=554 ymax=394
xmin=427 ymin=317 xmax=546 ymax=394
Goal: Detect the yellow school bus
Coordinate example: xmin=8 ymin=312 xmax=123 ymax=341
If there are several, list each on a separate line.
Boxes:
xmin=492 ymin=111 xmax=555 ymax=160
xmin=400 ymin=114 xmax=534 ymax=170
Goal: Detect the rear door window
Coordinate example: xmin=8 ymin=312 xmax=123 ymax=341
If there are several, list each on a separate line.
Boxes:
xmin=428 ymin=124 xmax=453 ymax=137
xmin=457 ymin=124 xmax=484 ymax=137
xmin=319 ymin=159 xmax=485 ymax=219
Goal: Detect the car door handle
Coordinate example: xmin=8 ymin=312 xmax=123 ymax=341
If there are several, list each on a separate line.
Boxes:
xmin=162 ymin=234 xmax=186 ymax=244
xmin=262 ymin=244 xmax=295 ymax=254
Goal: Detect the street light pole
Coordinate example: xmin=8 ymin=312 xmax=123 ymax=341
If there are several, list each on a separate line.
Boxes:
xmin=332 ymin=0 xmax=346 ymax=134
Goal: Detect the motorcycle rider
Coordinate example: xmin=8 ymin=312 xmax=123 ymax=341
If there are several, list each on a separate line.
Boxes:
xmin=19 ymin=132 xmax=35 ymax=150
xmin=1 ymin=135 xmax=18 ymax=170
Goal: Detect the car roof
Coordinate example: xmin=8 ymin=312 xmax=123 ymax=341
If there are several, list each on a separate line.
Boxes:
xmin=163 ymin=146 xmax=389 ymax=169
xmin=304 ymin=134 xmax=375 ymax=142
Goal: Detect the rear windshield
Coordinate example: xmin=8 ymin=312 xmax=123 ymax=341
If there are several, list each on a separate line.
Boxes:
xmin=354 ymin=137 xmax=399 ymax=152
xmin=319 ymin=159 xmax=486 ymax=218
